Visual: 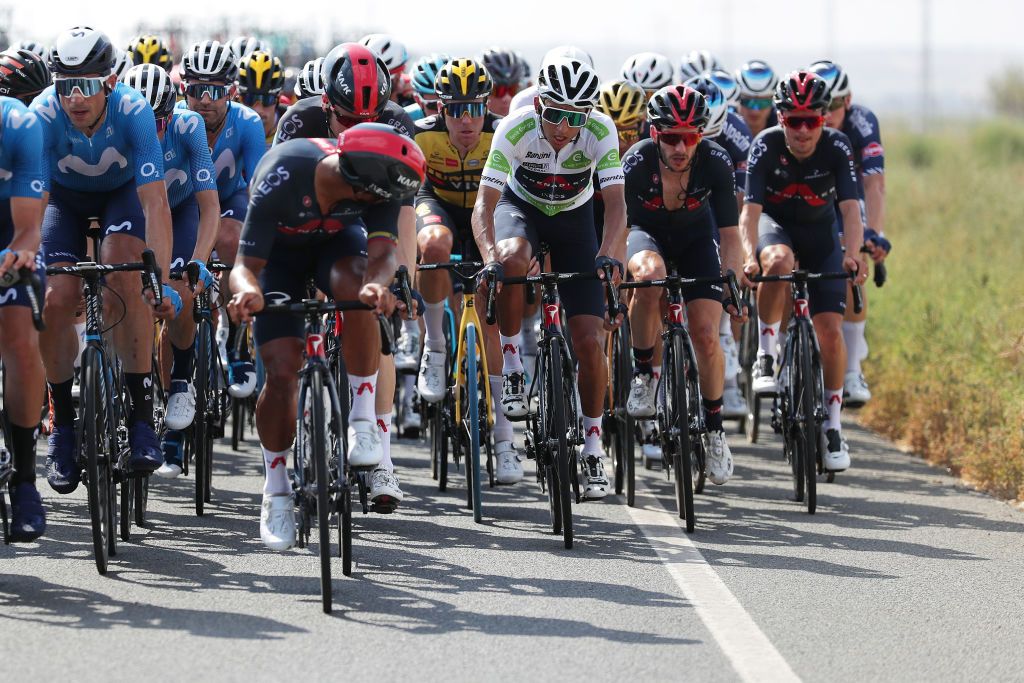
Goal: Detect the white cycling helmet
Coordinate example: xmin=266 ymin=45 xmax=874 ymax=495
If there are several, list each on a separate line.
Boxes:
xmin=229 ymin=36 xmax=267 ymax=64
xmin=112 ymin=46 xmax=133 ymax=81
xmin=809 ymin=60 xmax=850 ymax=100
xmin=123 ymin=63 xmax=175 ymax=116
xmin=537 ymin=57 xmax=600 ymax=108
xmin=182 ymin=40 xmax=238 ymax=82
xmin=620 ymin=52 xmax=674 ymax=92
xmin=678 ymin=49 xmax=721 ymax=81
xmin=359 ymin=33 xmax=408 ymax=74
xmin=684 ymin=75 xmax=727 ymax=137
xmin=15 ymin=40 xmax=46 ymax=58
xmin=709 ymin=69 xmax=740 ymax=108
xmin=735 ymin=59 xmax=778 ymax=98
xmin=294 ymin=57 xmax=325 ymax=98
xmin=541 ymin=45 xmax=594 ymax=69
xmin=49 ymin=26 xmax=114 ymax=76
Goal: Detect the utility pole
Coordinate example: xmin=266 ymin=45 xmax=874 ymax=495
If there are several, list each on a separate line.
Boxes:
xmin=921 ymin=0 xmax=931 ymax=130
xmin=825 ymin=0 xmax=836 ymax=57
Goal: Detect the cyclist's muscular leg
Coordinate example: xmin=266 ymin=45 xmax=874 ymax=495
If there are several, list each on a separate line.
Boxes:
xmin=495 ymin=237 xmax=531 ymax=336
xmin=328 ymin=255 xmax=378 ymax=376
xmin=813 ymin=312 xmax=846 ymax=391
xmin=255 ymin=337 xmax=303 ymax=451
xmin=101 ymin=235 xmax=154 ymax=374
xmin=568 ymin=315 xmax=608 ymax=419
xmin=417 ymin=225 xmax=454 ymax=304
xmin=687 ymin=298 xmax=725 ymax=399
xmin=39 ymin=270 xmax=81 ymax=385
xmin=168 ymin=279 xmax=197 ymax=351
xmin=756 ymin=244 xmax=795 ymax=325
xmin=627 ymin=250 xmax=667 ymax=349
xmin=0 ymin=308 xmax=45 ymax=427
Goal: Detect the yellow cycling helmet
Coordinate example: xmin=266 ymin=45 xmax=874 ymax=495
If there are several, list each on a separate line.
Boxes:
xmin=238 ymin=50 xmax=284 ymax=94
xmin=598 ymin=80 xmax=647 ymax=129
xmin=435 ymin=57 xmax=492 ymax=102
xmin=127 ymin=34 xmax=172 ymax=71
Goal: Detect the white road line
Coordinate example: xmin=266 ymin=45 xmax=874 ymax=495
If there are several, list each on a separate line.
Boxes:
xmin=627 ymin=494 xmax=801 ymax=683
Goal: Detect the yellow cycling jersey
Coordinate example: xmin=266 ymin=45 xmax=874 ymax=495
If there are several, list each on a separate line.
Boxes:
xmin=413 ymin=112 xmax=501 ymax=208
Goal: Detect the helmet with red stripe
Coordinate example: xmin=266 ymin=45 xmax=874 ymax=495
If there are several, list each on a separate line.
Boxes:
xmin=322 ymin=43 xmax=391 ymax=118
xmin=0 ymin=48 xmax=51 ymax=104
xmin=773 ymin=69 xmax=830 ymax=113
xmin=647 ymin=84 xmax=710 ymax=131
xmin=337 ymin=122 xmax=425 ymax=202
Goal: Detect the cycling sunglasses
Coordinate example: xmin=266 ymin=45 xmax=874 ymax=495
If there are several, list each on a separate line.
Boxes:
xmin=493 ymin=84 xmax=520 ymax=98
xmin=618 ymin=126 xmax=641 ymax=145
xmin=186 ymin=83 xmax=231 ymax=101
xmin=54 ymin=76 xmax=106 ymax=98
xmin=540 ymin=104 xmax=590 ymax=128
xmin=740 ymin=96 xmax=774 ymax=111
xmin=241 ymin=92 xmax=279 ymax=107
xmin=782 ymin=115 xmax=825 ymax=131
xmin=656 ymin=130 xmax=702 ymax=146
xmin=329 ymin=106 xmax=372 ymax=129
xmin=443 ymin=101 xmax=488 ymax=118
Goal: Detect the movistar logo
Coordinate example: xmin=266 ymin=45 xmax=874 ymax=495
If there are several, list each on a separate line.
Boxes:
xmin=119 ymin=94 xmax=148 ymax=117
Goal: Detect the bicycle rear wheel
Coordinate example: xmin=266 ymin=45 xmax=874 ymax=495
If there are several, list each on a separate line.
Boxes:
xmin=668 ymin=335 xmax=695 ymax=532
xmin=797 ymin=326 xmax=817 ymax=515
xmin=82 ymin=351 xmax=111 ymax=574
xmin=465 ymin=324 xmax=483 ymax=523
xmin=308 ymin=371 xmax=333 ymax=612
xmin=547 ymin=342 xmax=572 ymax=549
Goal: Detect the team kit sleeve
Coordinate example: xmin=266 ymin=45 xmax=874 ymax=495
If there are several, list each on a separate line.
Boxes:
xmin=238 ymin=157 xmax=285 ymax=260
xmin=858 ymin=109 xmax=885 ymax=176
xmin=10 ymin=109 xmax=44 ymax=199
xmin=29 ymin=92 xmax=57 ymax=192
xmin=707 ymin=144 xmax=739 ymax=227
xmin=363 ymin=201 xmax=402 ymax=245
xmin=831 ymin=131 xmax=860 ymax=203
xmin=184 ymin=114 xmax=218 ymax=193
xmin=479 ymin=116 xmax=517 ymax=192
xmin=124 ymin=95 xmax=166 ymax=185
xmin=621 ymin=142 xmax=647 ymax=223
xmin=240 ymin=111 xmax=269 ymax=183
xmin=593 ymin=122 xmax=625 ymax=189
xmin=744 ymin=134 xmax=769 ymax=205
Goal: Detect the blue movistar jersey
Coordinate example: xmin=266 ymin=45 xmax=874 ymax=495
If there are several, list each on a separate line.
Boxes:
xmin=0 ymin=96 xmax=43 ymax=201
xmin=178 ymin=100 xmax=265 ymax=200
xmin=31 ymin=83 xmax=164 ymax=193
xmin=712 ymin=111 xmax=753 ymax=191
xmin=162 ymin=109 xmax=218 ymax=209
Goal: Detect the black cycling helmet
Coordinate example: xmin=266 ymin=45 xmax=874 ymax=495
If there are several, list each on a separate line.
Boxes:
xmin=337 ymin=122 xmax=426 ymax=202
xmin=322 ymin=42 xmax=391 ymax=118
xmin=49 ymin=26 xmax=114 ymax=76
xmin=0 ymin=49 xmax=52 ymax=104
xmin=435 ymin=58 xmax=492 ymax=102
xmin=647 ymin=84 xmax=710 ymax=130
xmin=774 ymin=69 xmax=830 ymax=113
xmin=478 ymin=47 xmax=526 ymax=86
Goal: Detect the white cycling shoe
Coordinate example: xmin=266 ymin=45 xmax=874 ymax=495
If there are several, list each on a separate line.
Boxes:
xmin=260 ymin=493 xmax=295 ymax=551
xmin=348 ymin=419 xmax=382 ymax=468
xmin=495 ymin=440 xmax=524 ymax=484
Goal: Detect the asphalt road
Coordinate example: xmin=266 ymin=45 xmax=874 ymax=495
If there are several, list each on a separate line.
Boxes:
xmin=2 ymin=415 xmax=1022 ymax=682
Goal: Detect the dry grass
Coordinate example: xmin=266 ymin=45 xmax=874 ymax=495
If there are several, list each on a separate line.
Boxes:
xmin=858 ymin=121 xmax=1024 ymax=501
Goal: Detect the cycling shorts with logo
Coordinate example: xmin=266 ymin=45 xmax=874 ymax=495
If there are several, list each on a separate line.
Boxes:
xmin=756 ymin=213 xmax=845 ymax=315
xmin=170 ymin=194 xmax=199 ymax=273
xmin=626 ymin=227 xmax=723 ymax=303
xmin=41 ymin=180 xmax=146 ymax=265
xmin=0 ymin=198 xmax=46 ymax=309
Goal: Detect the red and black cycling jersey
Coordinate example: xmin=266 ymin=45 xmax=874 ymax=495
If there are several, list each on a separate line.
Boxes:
xmin=623 ymin=138 xmax=738 ymax=234
xmin=745 ymin=126 xmax=858 ymax=226
xmin=239 ymin=138 xmax=400 ymax=261
xmin=273 ymin=96 xmax=416 ymax=145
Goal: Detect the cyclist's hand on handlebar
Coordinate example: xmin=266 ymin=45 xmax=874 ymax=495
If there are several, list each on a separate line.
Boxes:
xmin=144 ymin=284 xmax=180 ymax=320
xmin=742 ymin=258 xmax=760 ymax=289
xmin=228 ymin=289 xmax=264 ymax=324
xmin=0 ymin=248 xmax=37 ymax=281
xmin=863 ymin=228 xmax=891 ymax=264
xmin=844 ymin=254 xmax=868 ymax=285
xmin=595 ymin=255 xmax=624 ymax=285
xmin=360 ymin=282 xmax=398 ymax=316
xmin=527 ymin=255 xmax=541 ymax=277
xmin=603 ymin=306 xmax=624 ymax=332
xmin=481 ymin=260 xmax=504 ymax=294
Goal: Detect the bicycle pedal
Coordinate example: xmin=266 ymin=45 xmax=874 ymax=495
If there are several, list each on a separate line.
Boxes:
xmin=370 ymin=500 xmax=398 ymax=514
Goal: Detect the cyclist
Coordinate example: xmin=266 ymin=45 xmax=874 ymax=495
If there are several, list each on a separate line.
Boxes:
xmin=236 ymin=50 xmax=285 ymax=148
xmin=122 ymin=64 xmax=220 ymax=477
xmin=474 ymin=57 xmax=626 ymax=498
xmin=623 ymin=85 xmax=743 ymax=485
xmin=179 ymin=40 xmax=267 ymax=399
xmin=811 ymin=59 xmax=889 ymax=407
xmin=126 ymin=34 xmax=173 ymax=71
xmin=359 ymin=34 xmax=411 ymax=107
xmin=735 ymin=59 xmax=778 ymax=137
xmin=686 ymin=74 xmax=753 ymax=419
xmin=227 ymin=124 xmax=425 ymax=550
xmin=508 ymin=45 xmax=593 ymax=113
xmin=709 ymin=69 xmax=742 ymax=110
xmin=620 ymin=52 xmax=674 ymax=98
xmin=0 ymin=94 xmax=47 ymax=541
xmin=597 ymin=80 xmax=646 ymax=156
xmin=0 ymin=48 xmax=51 ymax=106
xmin=274 ymin=43 xmax=418 ymax=473
xmin=33 ymin=26 xmax=178 ymax=492
xmin=293 ymin=57 xmax=324 ymax=100
xmin=13 ymin=41 xmax=46 ymax=58
xmin=479 ymin=47 xmax=527 ymax=116
xmin=741 ymin=70 xmax=867 ymax=471
xmin=412 ymin=57 xmax=518 ymax=475
xmin=404 ymin=53 xmax=448 ymax=122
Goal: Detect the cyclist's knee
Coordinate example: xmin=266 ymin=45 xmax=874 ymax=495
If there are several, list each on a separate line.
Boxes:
xmin=760 ymin=246 xmax=794 ymax=274
xmin=329 ymin=257 xmax=367 ymax=300
xmin=417 ymin=226 xmax=453 ymax=262
xmin=496 ymin=238 xmax=530 ymax=274
xmin=628 ymin=251 xmax=666 ymax=282
xmin=43 ymin=277 xmax=81 ymax=322
xmin=262 ymin=348 xmax=302 ymax=389
xmin=814 ymin=316 xmax=843 ymax=350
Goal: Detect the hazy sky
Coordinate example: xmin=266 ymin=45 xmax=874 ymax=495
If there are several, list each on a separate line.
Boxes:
xmin=5 ymin=0 xmax=1017 ymax=116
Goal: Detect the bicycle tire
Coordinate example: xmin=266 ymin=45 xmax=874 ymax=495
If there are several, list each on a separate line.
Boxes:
xmin=231 ymin=398 xmax=242 ymax=451
xmin=798 ymin=325 xmax=817 ymax=514
xmin=340 ymin=481 xmax=352 ymax=575
xmin=619 ymin=316 xmax=636 ymax=507
xmin=119 ymin=472 xmax=132 ymax=542
xmin=548 ymin=341 xmax=573 ymax=549
xmin=82 ymin=351 xmax=111 ymax=574
xmin=309 ymin=370 xmax=333 ymax=612
xmin=195 ymin=319 xmax=211 ymax=515
xmin=669 ymin=334 xmax=695 ymax=532
xmin=134 ymin=476 xmax=148 ymax=526
xmin=784 ymin=336 xmax=804 ymax=503
xmin=466 ymin=324 xmax=483 ymax=523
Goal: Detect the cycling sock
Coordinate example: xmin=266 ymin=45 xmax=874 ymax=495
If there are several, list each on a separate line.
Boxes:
xmin=490 ymin=375 xmax=514 ymax=443
xmin=724 ymin=374 xmax=739 ymax=390
xmin=348 ymin=372 xmax=378 ymax=423
xmin=521 ymin=310 xmax=540 ymax=354
xmin=402 ymin=318 xmax=419 ymax=339
xmin=401 ymin=373 xmax=416 ymax=404
xmin=825 ymin=389 xmax=843 ymax=431
xmin=125 ymin=372 xmax=154 ymax=426
xmin=719 ymin=311 xmax=732 ymax=335
xmin=842 ymin=321 xmax=866 ymax=375
xmin=261 ymin=446 xmax=290 ymax=495
xmin=171 ymin=340 xmax=195 ymax=381
xmin=758 ymin=321 xmax=781 ymax=360
xmin=652 ymin=364 xmax=662 ymax=379
xmin=48 ymin=379 xmax=75 ymax=427
xmin=11 ymin=424 xmax=37 ymax=484
xmin=377 ymin=412 xmax=394 ymax=471
xmin=703 ymin=397 xmax=724 ymax=432
xmin=423 ymin=300 xmax=446 ymax=352
xmin=499 ymin=333 xmax=523 ymax=373
xmin=632 ymin=346 xmax=654 ymax=375
xmin=582 ymin=416 xmax=603 ymax=456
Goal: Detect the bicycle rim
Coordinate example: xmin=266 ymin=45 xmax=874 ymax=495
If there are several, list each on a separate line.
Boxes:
xmin=670 ymin=336 xmax=695 ymax=532
xmin=83 ymin=353 xmax=109 ymax=574
xmin=466 ymin=325 xmax=483 ymax=523
xmin=195 ymin=321 xmax=211 ymax=515
xmin=309 ymin=371 xmax=332 ymax=612
xmin=799 ymin=326 xmax=817 ymax=514
xmin=549 ymin=342 xmax=573 ymax=549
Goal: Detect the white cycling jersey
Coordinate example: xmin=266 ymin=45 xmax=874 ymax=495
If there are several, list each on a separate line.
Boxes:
xmin=480 ymin=107 xmax=624 ymax=216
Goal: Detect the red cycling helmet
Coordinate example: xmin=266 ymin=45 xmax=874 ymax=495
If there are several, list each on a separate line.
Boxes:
xmin=646 ymin=84 xmax=710 ymax=130
xmin=337 ymin=122 xmax=425 ymax=202
xmin=774 ymin=70 xmax=830 ymax=113
xmin=322 ymin=42 xmax=391 ymax=119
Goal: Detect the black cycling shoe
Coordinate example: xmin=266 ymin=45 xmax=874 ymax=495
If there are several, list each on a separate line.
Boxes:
xmin=45 ymin=425 xmax=79 ymax=494
xmin=9 ymin=482 xmax=46 ymax=542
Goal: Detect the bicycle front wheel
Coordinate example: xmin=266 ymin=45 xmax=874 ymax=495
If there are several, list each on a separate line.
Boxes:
xmin=465 ymin=324 xmax=483 ymax=523
xmin=547 ymin=341 xmax=573 ymax=549
xmin=194 ymin=319 xmax=212 ymax=515
xmin=82 ymin=351 xmax=111 ymax=574
xmin=797 ymin=326 xmax=817 ymax=515
xmin=668 ymin=334 xmax=695 ymax=532
xmin=307 ymin=371 xmax=333 ymax=612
